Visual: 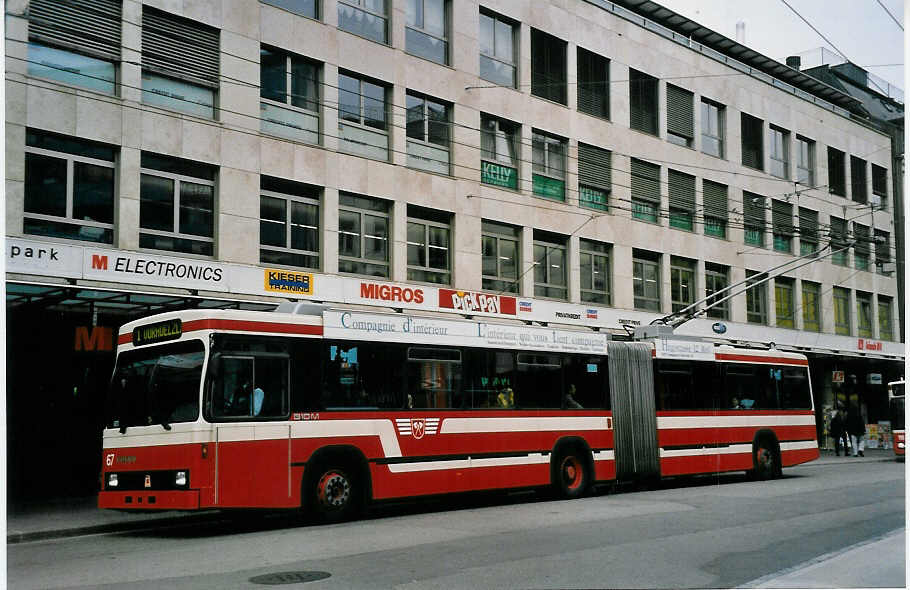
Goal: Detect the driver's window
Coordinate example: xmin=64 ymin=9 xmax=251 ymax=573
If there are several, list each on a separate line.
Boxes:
xmin=213 ymin=354 xmax=290 ymax=419
xmin=216 ymin=356 xmax=254 ymax=417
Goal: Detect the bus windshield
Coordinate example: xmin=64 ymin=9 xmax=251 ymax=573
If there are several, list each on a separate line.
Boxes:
xmin=890 ymin=382 xmax=905 ymax=431
xmin=106 ymin=340 xmax=205 ymax=430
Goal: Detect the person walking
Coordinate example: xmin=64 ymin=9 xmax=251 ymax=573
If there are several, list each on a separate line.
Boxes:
xmin=830 ymin=407 xmax=849 ymax=456
xmin=846 ymin=404 xmax=866 ymax=457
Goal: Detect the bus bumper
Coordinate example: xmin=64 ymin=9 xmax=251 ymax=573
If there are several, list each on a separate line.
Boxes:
xmin=98 ymin=490 xmax=200 ymax=510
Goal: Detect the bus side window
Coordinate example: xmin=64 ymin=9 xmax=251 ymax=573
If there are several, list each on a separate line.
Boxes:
xmin=723 ymin=366 xmax=758 ymax=410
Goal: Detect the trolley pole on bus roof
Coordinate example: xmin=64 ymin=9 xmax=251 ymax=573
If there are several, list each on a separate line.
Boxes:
xmin=653 ymin=240 xmax=859 ymax=331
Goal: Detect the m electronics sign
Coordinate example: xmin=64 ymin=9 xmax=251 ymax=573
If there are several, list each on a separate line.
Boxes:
xmin=83 ymin=249 xmax=228 ymax=291
xmin=438 ymin=289 xmax=516 ymax=315
xmin=264 ymin=269 xmax=313 ymax=295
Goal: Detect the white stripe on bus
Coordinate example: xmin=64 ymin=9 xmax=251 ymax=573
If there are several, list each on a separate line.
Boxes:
xmin=440 ymin=416 xmax=610 ymax=434
xmin=657 ymin=414 xmax=815 ymax=429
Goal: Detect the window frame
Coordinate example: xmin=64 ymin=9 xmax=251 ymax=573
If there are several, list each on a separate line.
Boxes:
xmin=828 ymin=147 xmax=846 ymax=197
xmin=795 ymin=135 xmax=815 ymax=186
xmin=630 ymin=158 xmax=661 ymax=224
xmin=337 ymin=193 xmax=391 ymax=278
xmin=702 ymin=179 xmax=728 ymax=239
xmin=478 ymin=10 xmax=518 ymax=88
xmin=406 ymin=208 xmax=451 ymax=285
xmin=850 ymin=155 xmax=868 ymax=204
xmin=743 ymin=191 xmax=766 ymax=247
xmin=670 ymin=256 xmax=696 ymax=313
xmin=704 ymin=263 xmax=729 ymax=320
xmin=480 ymin=114 xmax=520 ymax=190
xmin=745 ymin=270 xmax=767 ymax=325
xmin=666 ymin=84 xmax=694 ymax=148
xmin=771 ymin=199 xmax=793 ymax=253
xmin=629 ymin=69 xmax=658 ymax=136
xmin=405 ymin=91 xmax=451 ymax=175
xmin=856 ymin=291 xmax=873 ymax=338
xmin=668 ymin=169 xmax=695 ymax=232
xmin=774 ymin=277 xmax=795 ymax=329
xmin=801 ymin=281 xmax=821 ymax=333
xmin=531 ymin=130 xmax=567 ymax=201
xmin=530 ymin=28 xmax=567 ymax=105
xmin=700 ymin=98 xmax=725 ymax=158
xmin=481 ymin=220 xmax=520 ymax=293
xmin=768 ymin=125 xmax=790 ymax=179
xmin=337 ymin=0 xmax=389 ymax=44
xmin=833 ymin=287 xmax=851 ymax=336
xmin=406 ymin=0 xmax=449 ymax=65
xmin=871 ymin=163 xmax=888 ymax=208
xmin=577 ymin=142 xmax=611 ymax=211
xmin=532 ymin=232 xmax=568 ymax=300
xmin=633 ymin=251 xmax=661 ymax=312
xmin=139 ymin=156 xmax=215 ymax=257
xmin=24 ymin=134 xmax=116 ymax=244
xmin=740 ymin=113 xmax=764 ymax=171
xmin=579 ymin=238 xmax=611 ymax=305
xmin=338 ymin=71 xmax=390 ymax=161
xmin=878 ymin=295 xmax=893 ymax=341
xmin=576 ymin=47 xmax=610 ymax=120
xmin=261 ymin=0 xmax=319 ymax=19
xmin=259 ymin=182 xmax=321 ymax=271
xmin=259 ymin=46 xmax=321 ymax=145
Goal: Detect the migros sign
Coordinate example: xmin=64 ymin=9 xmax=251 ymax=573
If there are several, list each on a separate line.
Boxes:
xmin=359 ymin=282 xmax=425 ymax=303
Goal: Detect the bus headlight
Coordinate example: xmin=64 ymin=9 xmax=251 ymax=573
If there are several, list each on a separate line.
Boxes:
xmin=107 ymin=473 xmax=119 ymax=488
xmin=898 ymin=442 xmax=905 ymax=449
xmin=175 ymin=471 xmax=187 ymax=487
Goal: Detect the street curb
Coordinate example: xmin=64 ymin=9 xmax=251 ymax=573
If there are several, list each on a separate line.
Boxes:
xmin=7 ymin=512 xmax=223 ymax=545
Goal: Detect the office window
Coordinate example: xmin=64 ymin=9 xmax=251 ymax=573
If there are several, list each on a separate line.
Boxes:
xmin=580 ymin=238 xmax=611 ymax=305
xmin=532 ymin=131 xmax=566 ymax=201
xmin=629 ymin=69 xmax=658 ymax=135
xmin=798 ymin=208 xmax=818 ymax=256
xmin=670 ymin=256 xmax=696 ymax=313
xmin=668 ymin=169 xmax=695 ymax=231
xmin=480 ymin=114 xmax=519 ymax=189
xmin=802 ymin=281 xmax=821 ymax=333
xmin=260 ymin=177 xmax=320 ymax=270
xmin=478 ymin=10 xmax=517 ymax=88
xmin=260 ymin=47 xmax=320 ymax=144
xmin=856 ymin=291 xmax=873 ymax=338
xmin=775 ymin=277 xmax=795 ymax=329
xmin=769 ymin=125 xmax=790 ymax=179
xmin=533 ymin=231 xmax=567 ymax=299
xmin=796 ymin=135 xmax=815 ymax=185
xmin=833 ymin=287 xmax=851 ymax=336
xmin=262 ymin=0 xmax=318 ymax=18
xmin=666 ymin=84 xmax=694 ymax=147
xmin=633 ymin=250 xmax=661 ymax=312
xmin=828 ymin=147 xmax=846 ymax=196
xmin=745 ymin=270 xmax=767 ymax=325
xmin=875 ymin=230 xmax=891 ymax=275
xmin=871 ymin=164 xmax=888 ymax=209
xmin=24 ymin=130 xmax=115 ymax=244
xmin=701 ymin=98 xmax=725 ymax=158
xmin=771 ymin=200 xmax=793 ymax=253
xmin=850 ymin=156 xmax=867 ymax=204
xmin=853 ymin=223 xmax=870 ymax=271
xmin=338 ymin=72 xmax=389 ymax=160
xmin=482 ymin=220 xmax=520 ymax=293
xmin=531 ymin=28 xmax=567 ymax=105
xmin=577 ymin=48 xmax=609 ymax=119
xmin=577 ymin=143 xmax=611 ymax=211
xmin=830 ymin=216 xmax=849 ymax=266
xmin=407 ymin=205 xmax=450 ymax=285
xmin=630 ymin=158 xmax=660 ymax=223
xmin=27 ymin=0 xmax=120 ymax=94
xmin=703 ymin=263 xmax=729 ymax=320
xmin=140 ymin=153 xmax=215 ymax=256
xmin=406 ymin=0 xmax=448 ymax=65
xmin=406 ymin=92 xmax=450 ymax=175
xmin=338 ymin=0 xmax=388 ymax=44
xmin=743 ymin=192 xmax=766 ymax=247
xmin=703 ymin=180 xmax=728 ymax=238
xmin=338 ymin=193 xmax=390 ymax=277
xmin=741 ymin=113 xmax=763 ymax=170
xmin=878 ymin=295 xmax=894 ymax=341
xmin=141 ymin=7 xmax=219 ymax=118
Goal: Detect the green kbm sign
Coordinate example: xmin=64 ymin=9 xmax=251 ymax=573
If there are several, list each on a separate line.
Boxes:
xmin=533 ymin=174 xmax=565 ymax=201
xmin=579 ymin=185 xmax=608 ymax=210
xmin=481 ymin=161 xmax=518 ymax=189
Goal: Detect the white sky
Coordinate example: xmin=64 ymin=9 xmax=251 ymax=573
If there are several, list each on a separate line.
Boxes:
xmin=654 ymin=0 xmax=905 ymax=92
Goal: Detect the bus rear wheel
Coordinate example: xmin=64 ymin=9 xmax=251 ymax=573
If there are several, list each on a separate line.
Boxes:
xmin=751 ymin=438 xmax=781 ymax=480
xmin=553 ymin=447 xmax=591 ymax=499
xmin=307 ymin=462 xmax=362 ymax=522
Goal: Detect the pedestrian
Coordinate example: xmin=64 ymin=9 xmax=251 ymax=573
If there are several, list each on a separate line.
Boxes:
xmin=846 ymin=404 xmax=865 ymax=457
xmin=830 ymin=407 xmax=849 ymax=456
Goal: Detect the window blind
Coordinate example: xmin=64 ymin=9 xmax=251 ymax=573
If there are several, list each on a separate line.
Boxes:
xmin=142 ymin=6 xmax=220 ymax=88
xmin=666 ymin=84 xmax=694 ymax=139
xmin=702 ymin=180 xmax=728 ymax=220
xmin=667 ymin=169 xmax=694 ymax=212
xmin=578 ymin=143 xmax=611 ymax=190
xmin=29 ymin=0 xmax=122 ymax=61
xmin=630 ymin=159 xmax=660 ymax=203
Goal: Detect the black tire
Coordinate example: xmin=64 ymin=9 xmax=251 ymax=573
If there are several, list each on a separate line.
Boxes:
xmin=306 ymin=461 xmax=363 ymax=522
xmin=552 ymin=446 xmax=592 ymax=499
xmin=751 ymin=438 xmax=782 ymax=480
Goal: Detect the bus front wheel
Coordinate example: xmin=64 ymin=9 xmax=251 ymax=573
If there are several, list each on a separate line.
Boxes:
xmin=306 ymin=462 xmax=362 ymax=522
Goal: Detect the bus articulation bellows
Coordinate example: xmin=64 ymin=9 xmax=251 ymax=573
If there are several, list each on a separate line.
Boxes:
xmin=99 ymin=306 xmax=819 ymax=519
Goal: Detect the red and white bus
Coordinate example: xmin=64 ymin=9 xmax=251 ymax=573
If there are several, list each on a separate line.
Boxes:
xmin=888 ymin=380 xmax=904 ymax=460
xmin=99 ymin=305 xmax=819 ymax=519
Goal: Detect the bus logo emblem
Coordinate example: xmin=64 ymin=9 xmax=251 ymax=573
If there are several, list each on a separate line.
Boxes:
xmin=395 ymin=418 xmax=440 ymax=439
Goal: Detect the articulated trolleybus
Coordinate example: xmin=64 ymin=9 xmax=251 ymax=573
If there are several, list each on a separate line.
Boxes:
xmin=99 ymin=305 xmax=819 ymax=519
xmin=888 ymin=380 xmax=904 ymax=460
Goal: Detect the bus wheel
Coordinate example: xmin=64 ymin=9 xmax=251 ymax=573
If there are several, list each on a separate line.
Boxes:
xmin=751 ymin=440 xmax=781 ymax=480
xmin=309 ymin=463 xmax=361 ymax=522
xmin=554 ymin=448 xmax=591 ymax=499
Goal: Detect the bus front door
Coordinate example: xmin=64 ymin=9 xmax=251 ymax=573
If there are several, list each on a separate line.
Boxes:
xmin=608 ymin=342 xmax=660 ymax=482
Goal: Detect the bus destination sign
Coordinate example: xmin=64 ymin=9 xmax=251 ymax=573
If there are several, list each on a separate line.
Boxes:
xmin=132 ymin=319 xmax=183 ymax=346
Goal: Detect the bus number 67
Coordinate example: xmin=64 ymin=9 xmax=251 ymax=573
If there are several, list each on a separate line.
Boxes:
xmin=106 ymin=454 xmax=115 ymax=467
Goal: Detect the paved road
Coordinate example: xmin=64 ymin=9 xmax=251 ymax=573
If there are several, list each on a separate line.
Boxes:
xmin=8 ymin=459 xmax=905 ymax=589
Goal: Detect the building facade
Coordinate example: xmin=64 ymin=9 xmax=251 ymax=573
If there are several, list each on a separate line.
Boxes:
xmin=4 ymin=0 xmax=903 ymax=500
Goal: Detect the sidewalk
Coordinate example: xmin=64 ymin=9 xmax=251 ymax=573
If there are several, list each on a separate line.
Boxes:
xmin=6 ymin=448 xmax=897 ymax=544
